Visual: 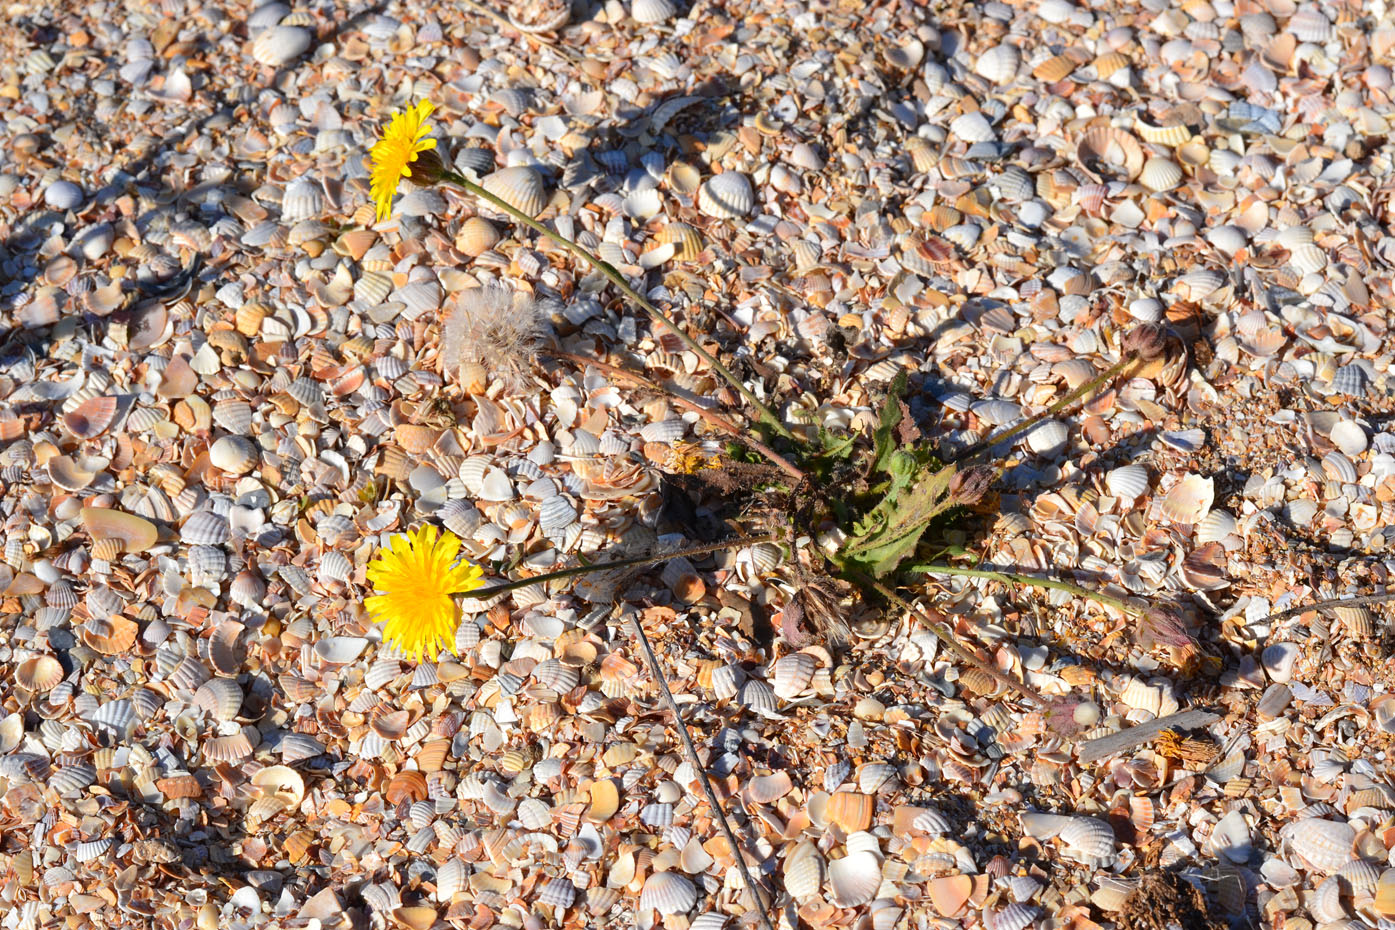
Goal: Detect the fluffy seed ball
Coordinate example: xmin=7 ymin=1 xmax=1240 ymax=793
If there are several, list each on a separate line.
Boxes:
xmin=440 ymin=283 xmax=550 ymax=390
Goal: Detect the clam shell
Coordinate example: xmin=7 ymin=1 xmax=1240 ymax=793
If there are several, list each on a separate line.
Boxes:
xmin=827 ymin=791 xmax=874 ymax=832
xmin=990 ymin=903 xmax=1040 ymax=930
xmin=181 ymin=510 xmax=230 ymax=545
xmin=281 ymin=178 xmax=324 ymax=222
xmin=828 ymin=851 xmax=881 ymax=907
xmin=950 ymin=111 xmax=995 ymax=143
xmin=1075 ymin=127 xmax=1144 ymax=181
xmin=456 ymin=217 xmax=500 ymax=257
xmin=482 ymin=167 xmax=547 ymax=218
xmin=1058 ymin=817 xmax=1117 ymax=858
xmin=1135 ymin=121 xmax=1193 ymax=146
xmin=697 ymin=172 xmax=755 ymax=219
xmin=315 ymin=636 xmax=368 ymax=665
xmin=91 ymin=698 xmax=137 ymax=739
xmin=658 ymin=223 xmax=703 ymax=261
xmin=1283 ymin=818 xmax=1355 ymax=872
xmin=747 ymin=772 xmax=794 ymax=804
xmin=770 ymin=652 xmax=817 ymax=699
xmin=640 ymin=871 xmax=697 ymax=915
xmin=280 ymin=733 xmax=324 ymax=763
xmin=63 ymin=396 xmax=119 ymax=439
xmin=83 ymin=507 xmax=159 ymax=553
xmin=1196 ymin=509 xmax=1237 ymax=544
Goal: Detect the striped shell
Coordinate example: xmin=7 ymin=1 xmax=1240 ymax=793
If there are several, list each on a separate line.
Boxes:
xmin=657 ymin=223 xmax=703 ymax=260
xmin=697 ymin=172 xmax=755 ymax=219
xmin=1283 ymin=818 xmax=1355 ymax=872
xmin=974 ymin=43 xmax=1021 ymax=82
xmin=770 ymin=652 xmax=817 ymax=699
xmin=193 ymin=678 xmax=244 ymax=721
xmin=632 ymin=0 xmax=676 ymax=23
xmin=482 ymin=167 xmax=547 ymax=218
xmin=1075 ymin=127 xmax=1144 ymax=180
xmin=828 ymin=851 xmax=881 ymax=907
xmin=1140 ymin=157 xmax=1182 ymax=192
xmin=783 ymin=841 xmax=824 ymax=898
xmin=640 ymin=871 xmax=697 ymax=915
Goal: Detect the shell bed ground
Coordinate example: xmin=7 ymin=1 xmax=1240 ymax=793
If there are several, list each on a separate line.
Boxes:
xmin=1 ymin=0 xmax=1395 ymax=928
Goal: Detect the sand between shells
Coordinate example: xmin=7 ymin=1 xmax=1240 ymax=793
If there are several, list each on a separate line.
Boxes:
xmin=4 ymin=0 xmax=1395 ymax=927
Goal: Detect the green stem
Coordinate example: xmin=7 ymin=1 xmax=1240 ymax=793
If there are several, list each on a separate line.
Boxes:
xmin=441 ymin=170 xmax=798 ymax=444
xmin=458 ymin=533 xmax=777 ymax=600
xmin=860 ymin=574 xmax=1049 ymax=706
xmin=952 ymin=354 xmax=1141 ymax=462
xmin=908 ymin=563 xmax=1137 ymax=614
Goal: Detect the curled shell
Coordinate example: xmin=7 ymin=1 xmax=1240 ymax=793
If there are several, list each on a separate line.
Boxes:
xmin=1075 ymin=127 xmax=1144 ymax=181
xmin=16 ymin=655 xmax=63 ymax=692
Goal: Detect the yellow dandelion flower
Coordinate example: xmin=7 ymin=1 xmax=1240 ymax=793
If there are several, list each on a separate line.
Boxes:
xmin=368 ymin=100 xmax=444 ymax=222
xmin=364 ymin=524 xmax=483 ymax=661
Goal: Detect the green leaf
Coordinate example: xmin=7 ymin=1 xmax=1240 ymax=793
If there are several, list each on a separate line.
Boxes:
xmin=837 ymin=462 xmax=960 ymax=576
xmin=869 ymin=371 xmax=909 ymax=476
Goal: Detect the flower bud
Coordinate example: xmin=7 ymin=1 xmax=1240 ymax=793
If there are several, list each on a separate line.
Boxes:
xmin=1135 ymin=606 xmax=1196 ymax=650
xmin=1123 ymin=323 xmax=1168 ymax=361
xmin=949 ymin=465 xmax=997 ymax=505
xmin=405 ymin=148 xmax=447 ymax=186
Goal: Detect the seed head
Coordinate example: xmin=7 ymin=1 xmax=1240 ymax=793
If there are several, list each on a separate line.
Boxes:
xmin=949 ymin=465 xmax=997 ymax=505
xmin=440 ymin=284 xmax=550 ymax=391
xmin=1123 ymin=323 xmax=1169 ymax=361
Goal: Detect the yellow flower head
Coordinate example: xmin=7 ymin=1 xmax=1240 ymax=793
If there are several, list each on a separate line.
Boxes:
xmin=365 ymin=524 xmax=483 ymax=662
xmin=368 ymin=100 xmax=440 ymax=223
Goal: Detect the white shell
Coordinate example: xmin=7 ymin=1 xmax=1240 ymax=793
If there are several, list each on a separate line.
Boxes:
xmin=251 ymin=25 xmax=312 ymax=66
xmin=1105 ymin=464 xmax=1149 ymax=501
xmin=91 ymin=699 xmax=137 ymax=739
xmin=182 ymin=510 xmax=230 ymax=545
xmin=974 ymin=43 xmax=1021 ymax=83
xmin=1140 ymin=157 xmax=1182 ymax=192
xmin=632 ymin=0 xmax=676 ymax=23
xmin=193 ymin=678 xmax=243 ymax=721
xmin=281 ymin=178 xmax=324 ymax=222
xmin=315 ymin=636 xmax=368 ymax=665
xmin=1057 ymin=817 xmax=1117 ymax=858
xmin=1282 ymin=818 xmax=1354 ymax=872
xmin=482 ymin=166 xmax=548 ymax=218
xmin=1160 ymin=474 xmax=1213 ymax=525
xmin=640 ymin=871 xmax=697 ymax=915
xmin=697 ymin=172 xmax=755 ymax=219
xmin=827 ymin=851 xmax=881 ymax=907
xmin=949 ymin=111 xmax=995 ymax=143
xmin=1195 ymin=509 xmax=1237 ymax=544
xmin=1329 ymin=420 xmax=1368 ymax=456
xmin=770 ymin=652 xmax=817 ymax=699
xmin=640 ymin=419 xmax=687 ymax=443
xmin=1024 ymin=419 xmax=1068 ymax=456
xmin=783 ymin=841 xmax=824 ymax=898
xmin=1208 ymin=810 xmax=1253 ymax=864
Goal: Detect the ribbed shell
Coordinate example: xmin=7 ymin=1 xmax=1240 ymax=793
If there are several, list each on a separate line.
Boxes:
xmin=770 ymin=652 xmax=817 ymax=699
xmin=640 ymin=871 xmax=697 ymax=915
xmin=974 ymin=43 xmax=1021 ymax=82
xmin=482 ymin=166 xmax=547 ymax=218
xmin=697 ymin=172 xmax=755 ymax=219
xmin=194 ymin=678 xmax=244 ymax=721
xmin=783 ymin=842 xmax=824 ymax=898
xmin=828 ymin=851 xmax=881 ymax=907
xmin=181 ymin=510 xmax=230 ymax=545
xmin=1283 ymin=818 xmax=1355 ymax=872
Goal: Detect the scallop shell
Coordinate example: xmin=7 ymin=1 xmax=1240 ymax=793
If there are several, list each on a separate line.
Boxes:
xmin=49 ymin=764 xmax=96 ymax=795
xmin=827 ymin=791 xmax=875 ymax=832
xmin=1283 ymin=818 xmax=1355 ymax=872
xmin=697 ymin=172 xmax=755 ymax=219
xmin=1196 ymin=509 xmax=1237 ymax=544
xmin=1058 ymin=817 xmax=1117 ymax=858
xmin=481 ymin=167 xmax=547 ymax=218
xmin=181 ymin=510 xmax=230 ymax=545
xmin=281 ymin=178 xmax=324 ymax=223
xmin=974 ymin=43 xmax=1021 ymax=82
xmin=658 ymin=223 xmax=703 ymax=261
xmin=1160 ymin=474 xmax=1214 ymax=525
xmin=640 ymin=871 xmax=697 ymax=915
xmin=194 ymin=678 xmax=244 ymax=721
xmin=456 ymin=217 xmax=500 ymax=257
xmin=770 ymin=652 xmax=817 ymax=699
xmin=1075 ymin=127 xmax=1144 ymax=181
xmin=91 ymin=698 xmax=137 ymax=739
xmin=280 ymin=733 xmax=324 ymax=763
xmin=858 ymin=762 xmax=898 ymax=794
xmin=828 ymin=851 xmax=881 ymax=907
xmin=783 ymin=842 xmax=824 ymax=898
xmin=990 ymin=903 xmax=1040 ymax=930
xmin=632 ymin=0 xmax=676 ymax=23
xmin=1140 ymin=157 xmax=1182 ymax=193
xmin=1135 ymin=121 xmax=1192 ymax=146
xmin=747 ymin=772 xmax=794 ymax=804
xmin=63 ymin=396 xmax=119 ymax=439
xmin=251 ymin=25 xmax=312 ymax=66
xmin=16 ymin=655 xmax=63 ymax=692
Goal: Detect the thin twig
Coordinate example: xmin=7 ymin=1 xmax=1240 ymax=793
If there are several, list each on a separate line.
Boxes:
xmin=1249 ymin=590 xmax=1395 ymax=626
xmin=551 ymin=349 xmax=808 ymax=482
xmin=861 ymin=575 xmax=1050 ymax=707
xmin=459 ymin=534 xmax=777 ymax=600
xmin=909 ymin=563 xmax=1137 ymax=615
xmin=441 ymin=170 xmax=798 ymax=444
xmin=626 ymin=609 xmax=777 ymax=930
xmin=952 ymin=354 xmax=1142 ymax=463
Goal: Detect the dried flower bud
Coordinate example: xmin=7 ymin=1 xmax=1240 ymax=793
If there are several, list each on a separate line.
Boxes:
xmin=405 ymin=147 xmax=447 ymax=186
xmin=949 ymin=465 xmax=996 ymax=505
xmin=1043 ymin=697 xmax=1101 ymax=738
xmin=1122 ymin=323 xmax=1168 ymax=361
xmin=1135 ymin=606 xmax=1196 ymax=651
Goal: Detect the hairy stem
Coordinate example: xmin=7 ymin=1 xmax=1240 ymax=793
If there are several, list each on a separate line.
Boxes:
xmin=626 ymin=609 xmax=777 ymax=930
xmin=442 ymin=170 xmax=797 ymax=444
xmin=953 ymin=354 xmax=1142 ymax=462
xmin=552 ymin=349 xmax=808 ymax=482
xmin=459 ymin=534 xmax=777 ymax=600
xmin=860 ymin=574 xmax=1050 ymax=707
xmin=909 ymin=562 xmax=1137 ymax=614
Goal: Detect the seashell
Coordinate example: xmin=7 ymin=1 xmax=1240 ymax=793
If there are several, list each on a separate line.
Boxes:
xmin=737 ymin=678 xmax=780 ymax=718
xmin=640 ymin=870 xmax=697 ymax=915
xmin=1139 ymin=157 xmax=1182 ymax=193
xmin=827 ymin=791 xmax=875 ymax=832
xmin=182 ymin=510 xmax=230 ymax=545
xmin=482 ymin=167 xmax=547 ymax=218
xmin=456 ymin=217 xmax=500 ymax=257
xmin=533 ymin=658 xmax=580 ymax=693
xmin=913 ymin=807 xmax=953 ymax=835
xmin=1058 ymin=817 xmax=1117 ymax=859
xmin=508 ymin=0 xmax=570 ymax=32
xmin=770 ymin=652 xmax=817 ymax=699
xmin=975 ymin=43 xmax=1021 ymax=83
xmin=1105 ymin=464 xmax=1149 ymax=501
xmin=538 ymin=495 xmax=577 ymax=533
xmin=251 ymin=25 xmax=312 ymax=66
xmin=640 ymin=418 xmax=686 ymax=443
xmin=1329 ymin=420 xmax=1368 ymax=456
xmin=747 ymin=772 xmax=794 ymax=804
xmin=784 ymin=842 xmax=824 ymax=898
xmin=74 ymin=839 xmax=113 ymax=863
xmin=1288 ymin=6 xmax=1331 ymax=42
xmin=204 ymin=731 xmax=254 ymax=763
xmin=698 ymin=172 xmax=755 ymax=219
xmin=1322 ymin=451 xmax=1357 ymax=484
xmin=315 ymin=636 xmax=368 ymax=665
xmin=828 ymin=851 xmax=881 ymax=908
xmin=50 ymin=764 xmax=96 ymax=795
xmin=990 ymin=903 xmax=1040 ymax=930
xmin=1160 ymin=474 xmax=1213 ymax=525
xmin=1075 ymin=127 xmax=1144 ymax=181
xmin=63 ymin=396 xmax=119 ymax=439
xmin=1173 ymin=268 xmax=1225 ymax=301
xmin=1135 ymin=121 xmax=1192 ymax=146
xmin=657 ymin=223 xmax=703 ymax=261
xmin=1283 ymin=818 xmax=1354 ymax=872
xmin=858 ymin=762 xmax=898 ymax=794
xmin=1261 ymin=642 xmax=1300 ymax=683
xmin=210 ymin=435 xmax=258 ymax=475
xmin=83 ymin=616 xmax=139 ymax=654
xmin=16 ymin=655 xmax=63 ymax=692
xmin=167 ymin=656 xmax=211 ymax=691
xmin=91 ymin=699 xmax=137 ymax=739
xmin=1025 ymin=419 xmax=1068 ymax=456
xmin=1196 ymin=509 xmax=1237 ymax=544
xmin=193 ymin=678 xmax=243 ymax=721
xmin=632 ymin=0 xmax=676 ymax=23
xmin=884 ymin=37 xmax=923 ymax=69
xmin=280 ymin=733 xmax=324 ymax=763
